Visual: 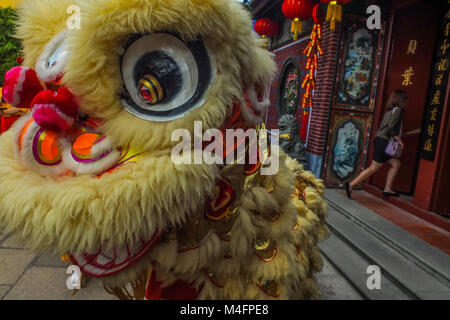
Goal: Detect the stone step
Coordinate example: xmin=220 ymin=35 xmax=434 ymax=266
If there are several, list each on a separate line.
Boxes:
xmin=323 ymin=190 xmax=450 ymax=300
xmin=324 ymin=189 xmax=450 ymax=285
xmin=316 ymin=254 xmax=365 ymax=300
xmin=320 ymin=231 xmax=412 ymax=299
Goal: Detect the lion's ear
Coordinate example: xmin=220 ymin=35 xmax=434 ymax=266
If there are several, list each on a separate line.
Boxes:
xmin=16 ymin=0 xmax=76 ymax=68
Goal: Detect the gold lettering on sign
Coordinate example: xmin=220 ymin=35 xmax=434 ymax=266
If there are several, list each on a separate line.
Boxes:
xmin=402 ymin=67 xmax=415 ymax=86
xmin=435 ymin=73 xmax=444 ymax=86
xmin=441 ymin=39 xmax=450 ymax=55
xmin=407 ymin=40 xmax=418 ymax=54
xmin=437 ymin=58 xmax=449 ymax=72
xmin=446 ymin=22 xmax=450 ymax=37
xmin=431 ymin=90 xmax=441 ymax=105
xmin=424 ymin=139 xmax=433 ymax=152
xmin=431 ymin=108 xmax=438 ymax=121
xmin=428 ymin=123 xmax=436 ymax=137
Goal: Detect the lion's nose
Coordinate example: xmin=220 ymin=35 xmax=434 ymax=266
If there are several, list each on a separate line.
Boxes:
xmin=46 ymin=75 xmax=64 ymax=91
xmin=31 ymin=86 xmax=79 ymax=132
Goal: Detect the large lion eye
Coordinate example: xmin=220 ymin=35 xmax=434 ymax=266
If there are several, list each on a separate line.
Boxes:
xmin=46 ymin=41 xmax=67 ymax=69
xmin=36 ymin=30 xmax=69 ymax=83
xmin=121 ymin=33 xmax=213 ymax=122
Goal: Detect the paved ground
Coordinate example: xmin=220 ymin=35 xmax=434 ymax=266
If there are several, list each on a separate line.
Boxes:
xmin=0 ymin=230 xmax=361 ymax=300
xmin=0 ymin=231 xmax=115 ymax=300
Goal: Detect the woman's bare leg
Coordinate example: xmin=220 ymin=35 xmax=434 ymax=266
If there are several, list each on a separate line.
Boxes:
xmin=384 ymin=158 xmax=401 ymax=193
xmin=349 ymin=161 xmax=383 ymax=190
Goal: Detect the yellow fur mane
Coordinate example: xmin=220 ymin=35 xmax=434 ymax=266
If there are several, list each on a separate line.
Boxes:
xmin=0 ymin=0 xmax=328 ymax=299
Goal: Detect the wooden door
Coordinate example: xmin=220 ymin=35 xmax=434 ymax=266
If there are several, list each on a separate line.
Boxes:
xmin=371 ymin=3 xmax=442 ymax=194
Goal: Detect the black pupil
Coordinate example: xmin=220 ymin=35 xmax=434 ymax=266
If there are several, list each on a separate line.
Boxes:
xmin=134 ymin=51 xmax=182 ymax=104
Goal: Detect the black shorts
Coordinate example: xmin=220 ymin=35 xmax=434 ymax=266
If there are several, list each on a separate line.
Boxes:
xmin=373 ymin=137 xmax=392 ymax=163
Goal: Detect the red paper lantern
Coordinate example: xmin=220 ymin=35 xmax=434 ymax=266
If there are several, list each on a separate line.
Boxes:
xmin=320 ymin=0 xmax=353 ymax=30
xmin=254 ymin=18 xmax=279 ymax=38
xmin=312 ymin=4 xmax=326 ymax=25
xmin=254 ymin=18 xmax=279 ymax=49
xmin=282 ymin=0 xmax=314 ymax=41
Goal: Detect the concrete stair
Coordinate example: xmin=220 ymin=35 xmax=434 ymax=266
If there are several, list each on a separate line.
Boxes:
xmin=320 ymin=189 xmax=450 ymax=300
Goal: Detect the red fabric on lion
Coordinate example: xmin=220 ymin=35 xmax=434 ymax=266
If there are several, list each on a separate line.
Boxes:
xmin=2 ymin=67 xmax=44 ymax=109
xmin=30 ymin=87 xmax=79 ymax=131
xmin=145 ymin=270 xmax=199 ymax=300
xmin=0 ymin=115 xmax=20 ymax=134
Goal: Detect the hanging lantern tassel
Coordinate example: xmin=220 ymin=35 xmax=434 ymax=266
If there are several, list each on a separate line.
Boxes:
xmin=261 ymin=35 xmax=269 ymax=49
xmin=254 ymin=18 xmax=279 ymax=50
xmin=326 ymin=1 xmax=343 ymax=30
xmin=291 ymin=18 xmax=303 ymax=41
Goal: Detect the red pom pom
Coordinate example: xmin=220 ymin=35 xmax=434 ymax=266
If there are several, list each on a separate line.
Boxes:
xmin=2 ymin=67 xmax=44 ymax=109
xmin=31 ymin=87 xmax=79 ymax=131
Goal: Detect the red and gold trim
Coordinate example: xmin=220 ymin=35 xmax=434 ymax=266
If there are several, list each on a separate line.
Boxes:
xmin=254 ymin=237 xmax=278 ymax=263
xmin=204 ymin=270 xmax=226 ymax=289
xmin=206 ymin=178 xmax=235 ymax=222
xmin=256 ymin=281 xmax=280 ymax=298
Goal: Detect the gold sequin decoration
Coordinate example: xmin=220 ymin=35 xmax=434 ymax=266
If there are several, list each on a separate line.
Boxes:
xmin=254 ymin=237 xmax=277 ymax=262
xmin=292 ymin=176 xmax=307 ymax=201
xmin=205 ymin=271 xmax=227 ymax=288
xmin=176 ymin=125 xmax=268 ymax=253
xmin=257 ymin=280 xmax=280 ymax=298
xmin=262 ymin=177 xmax=275 ymax=193
xmin=218 ymin=230 xmax=232 ymax=241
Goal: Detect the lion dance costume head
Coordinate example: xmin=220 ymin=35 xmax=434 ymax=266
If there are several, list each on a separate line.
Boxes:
xmin=0 ymin=0 xmax=328 ymax=300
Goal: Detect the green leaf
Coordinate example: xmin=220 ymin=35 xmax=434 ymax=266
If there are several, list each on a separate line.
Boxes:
xmin=0 ymin=7 xmax=22 ymax=84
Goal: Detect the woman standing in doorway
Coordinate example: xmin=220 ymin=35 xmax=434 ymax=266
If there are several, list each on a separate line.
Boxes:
xmin=345 ymin=89 xmax=408 ymax=199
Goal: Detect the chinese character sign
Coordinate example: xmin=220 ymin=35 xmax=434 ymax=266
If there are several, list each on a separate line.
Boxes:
xmin=402 ymin=66 xmax=415 ymax=86
xmin=407 ymin=40 xmax=418 ymax=54
xmin=402 ymin=41 xmax=418 ymax=86
xmin=420 ymin=4 xmax=450 ymax=161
